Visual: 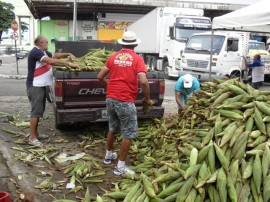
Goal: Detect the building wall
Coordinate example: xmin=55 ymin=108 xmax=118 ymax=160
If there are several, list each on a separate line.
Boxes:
xmin=1 ymin=0 xmax=35 ymax=51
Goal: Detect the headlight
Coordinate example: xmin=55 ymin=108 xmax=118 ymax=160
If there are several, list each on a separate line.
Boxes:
xmin=181 ymin=59 xmax=187 ymax=63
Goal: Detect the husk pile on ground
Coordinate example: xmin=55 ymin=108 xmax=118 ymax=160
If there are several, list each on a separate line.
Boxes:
xmin=99 ymin=78 xmax=270 ymax=202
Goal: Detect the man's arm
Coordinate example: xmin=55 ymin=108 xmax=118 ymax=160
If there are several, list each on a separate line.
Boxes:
xmin=97 ymin=66 xmax=110 ymax=86
xmin=175 ymin=91 xmax=186 ymax=109
xmin=53 ymin=52 xmax=76 ymax=60
xmin=42 ymin=56 xmax=79 ymax=68
xmin=138 ymin=73 xmax=151 ymax=104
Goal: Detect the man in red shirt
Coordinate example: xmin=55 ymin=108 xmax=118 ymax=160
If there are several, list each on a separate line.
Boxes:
xmin=97 ymin=31 xmax=152 ymax=175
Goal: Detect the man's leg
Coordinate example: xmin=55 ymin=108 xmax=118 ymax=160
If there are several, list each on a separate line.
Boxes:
xmin=104 ymin=98 xmax=120 ymax=164
xmin=119 ymin=138 xmax=131 ymax=161
xmin=114 ymin=102 xmax=137 ymax=175
xmin=252 ymin=82 xmax=260 ymax=89
xmin=106 ymin=131 xmax=115 ymax=151
xmin=29 ymin=117 xmax=39 ymax=142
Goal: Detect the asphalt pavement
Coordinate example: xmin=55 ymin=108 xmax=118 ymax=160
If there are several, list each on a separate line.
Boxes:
xmin=0 ymin=54 xmax=270 ymax=201
xmin=0 ymin=54 xmax=27 ymax=79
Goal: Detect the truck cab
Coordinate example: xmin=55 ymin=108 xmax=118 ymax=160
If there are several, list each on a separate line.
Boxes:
xmin=248 ymin=40 xmax=269 ymax=56
xmin=179 ymin=31 xmax=249 ymax=80
xmin=127 ymin=7 xmax=211 ymax=79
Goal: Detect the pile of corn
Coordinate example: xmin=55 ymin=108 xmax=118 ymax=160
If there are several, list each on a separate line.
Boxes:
xmin=55 ymin=48 xmax=115 ymax=71
xmin=101 ymin=78 xmax=270 ymax=202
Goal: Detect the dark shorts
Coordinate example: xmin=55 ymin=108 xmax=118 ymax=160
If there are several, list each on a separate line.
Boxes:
xmin=27 ymin=86 xmax=46 ymax=118
xmin=252 ymin=81 xmax=263 ymax=89
xmin=106 ymin=98 xmax=138 ymax=139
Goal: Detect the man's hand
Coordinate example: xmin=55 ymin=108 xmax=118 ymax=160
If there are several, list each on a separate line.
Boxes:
xmin=68 ymin=62 xmax=80 ymax=69
xmin=68 ymin=54 xmax=76 ymax=61
xmin=142 ymin=98 xmax=154 ymax=114
xmin=181 ymin=105 xmax=188 ymax=111
xmin=142 ymin=98 xmax=154 ymax=106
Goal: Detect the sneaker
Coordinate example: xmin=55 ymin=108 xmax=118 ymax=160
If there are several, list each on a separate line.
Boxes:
xmin=103 ymin=152 xmax=118 ymax=164
xmin=113 ymin=165 xmax=135 ymax=175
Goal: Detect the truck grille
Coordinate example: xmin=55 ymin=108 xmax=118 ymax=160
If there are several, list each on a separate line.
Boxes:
xmin=187 ymin=59 xmax=208 ymax=68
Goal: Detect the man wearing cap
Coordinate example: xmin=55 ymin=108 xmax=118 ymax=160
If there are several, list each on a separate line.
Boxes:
xmin=175 ymin=74 xmax=200 ymax=115
xmin=97 ymin=31 xmax=152 ymax=175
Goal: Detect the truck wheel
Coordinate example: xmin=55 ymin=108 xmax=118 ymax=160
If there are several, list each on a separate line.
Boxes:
xmin=46 ymin=86 xmax=53 ymax=103
xmin=54 ymin=105 xmax=64 ymax=130
xmin=162 ymin=61 xmax=170 ymax=79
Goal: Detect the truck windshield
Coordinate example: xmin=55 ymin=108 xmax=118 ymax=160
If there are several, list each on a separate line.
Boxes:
xmin=185 ymin=35 xmax=225 ymax=55
xmin=248 ymin=42 xmax=266 ymax=50
xmin=175 ymin=28 xmax=210 ymax=42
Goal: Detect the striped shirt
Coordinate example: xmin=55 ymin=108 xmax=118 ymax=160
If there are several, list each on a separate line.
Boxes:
xmin=26 ymin=46 xmax=53 ymax=88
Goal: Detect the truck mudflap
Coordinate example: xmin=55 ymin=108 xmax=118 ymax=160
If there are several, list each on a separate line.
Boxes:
xmin=55 ymin=106 xmax=164 ymax=125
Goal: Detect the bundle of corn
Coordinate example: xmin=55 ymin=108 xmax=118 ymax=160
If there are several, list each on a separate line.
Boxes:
xmin=55 ymin=48 xmax=115 ymax=72
xmin=99 ymin=78 xmax=270 ymax=202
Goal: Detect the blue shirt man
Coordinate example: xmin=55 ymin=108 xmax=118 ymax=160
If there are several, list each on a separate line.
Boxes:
xmin=175 ymin=74 xmax=200 ymax=115
xmin=244 ymin=54 xmax=264 ymax=89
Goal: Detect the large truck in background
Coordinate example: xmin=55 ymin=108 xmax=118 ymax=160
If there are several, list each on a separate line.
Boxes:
xmin=179 ymin=31 xmax=270 ymax=80
xmin=127 ymin=7 xmax=212 ymax=78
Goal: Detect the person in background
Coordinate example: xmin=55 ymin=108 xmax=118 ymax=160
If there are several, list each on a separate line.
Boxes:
xmin=97 ymin=31 xmax=152 ymax=175
xmin=244 ymin=54 xmax=264 ymax=89
xmin=175 ymin=74 xmax=200 ymax=115
xmin=224 ymin=74 xmax=231 ymax=80
xmin=27 ymin=35 xmax=80 ymax=147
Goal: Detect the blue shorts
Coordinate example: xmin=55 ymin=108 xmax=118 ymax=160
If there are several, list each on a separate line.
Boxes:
xmin=27 ymin=86 xmax=46 ymax=118
xmin=106 ymin=98 xmax=138 ymax=139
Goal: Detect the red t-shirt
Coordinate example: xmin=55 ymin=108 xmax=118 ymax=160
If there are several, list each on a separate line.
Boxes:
xmin=105 ymin=49 xmax=147 ymax=102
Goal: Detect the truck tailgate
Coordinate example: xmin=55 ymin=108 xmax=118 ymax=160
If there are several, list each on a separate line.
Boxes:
xmin=54 ymin=71 xmax=164 ymax=109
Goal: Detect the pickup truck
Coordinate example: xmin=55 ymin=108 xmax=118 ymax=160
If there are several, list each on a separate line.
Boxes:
xmin=49 ymin=41 xmax=165 ymax=129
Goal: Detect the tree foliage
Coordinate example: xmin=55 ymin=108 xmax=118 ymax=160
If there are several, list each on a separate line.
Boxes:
xmin=0 ymin=1 xmax=15 ymax=41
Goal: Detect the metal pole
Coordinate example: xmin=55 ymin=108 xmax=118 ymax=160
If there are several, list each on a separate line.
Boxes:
xmin=14 ymin=37 xmax=19 ymax=74
xmin=72 ymin=0 xmax=77 ymax=41
xmin=209 ymin=29 xmax=214 ymax=81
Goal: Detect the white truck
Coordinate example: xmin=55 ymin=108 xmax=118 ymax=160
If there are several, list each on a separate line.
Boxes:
xmin=179 ymin=31 xmax=270 ymax=80
xmin=127 ymin=7 xmax=212 ymax=78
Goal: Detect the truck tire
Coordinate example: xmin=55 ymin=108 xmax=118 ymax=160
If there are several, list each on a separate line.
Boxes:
xmin=46 ymin=86 xmax=53 ymax=103
xmin=53 ymin=105 xmax=64 ymax=130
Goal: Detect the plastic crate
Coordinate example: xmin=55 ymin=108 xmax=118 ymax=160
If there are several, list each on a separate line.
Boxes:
xmin=0 ymin=192 xmax=11 ymax=202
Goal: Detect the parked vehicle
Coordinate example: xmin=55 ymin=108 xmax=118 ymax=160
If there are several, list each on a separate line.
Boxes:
xmin=16 ymin=50 xmax=29 ymax=59
xmin=248 ymin=40 xmax=269 ymax=56
xmin=49 ymin=41 xmax=165 ymax=129
xmin=179 ymin=31 xmax=270 ymax=81
xmin=127 ymin=7 xmax=212 ymax=78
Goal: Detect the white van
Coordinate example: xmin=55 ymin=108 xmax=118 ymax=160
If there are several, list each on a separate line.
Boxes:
xmin=179 ymin=31 xmax=270 ymax=80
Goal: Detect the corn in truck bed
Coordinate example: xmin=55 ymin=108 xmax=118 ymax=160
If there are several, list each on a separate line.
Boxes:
xmin=50 ymin=70 xmax=165 ymax=129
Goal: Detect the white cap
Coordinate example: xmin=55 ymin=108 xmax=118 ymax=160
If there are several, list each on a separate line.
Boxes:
xmin=183 ymin=74 xmax=193 ymax=88
xmin=118 ymin=31 xmax=141 ymax=45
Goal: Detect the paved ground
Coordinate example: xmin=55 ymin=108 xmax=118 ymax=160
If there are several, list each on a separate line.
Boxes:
xmin=0 ymin=54 xmax=178 ymax=201
xmin=0 ymin=54 xmax=270 ymax=201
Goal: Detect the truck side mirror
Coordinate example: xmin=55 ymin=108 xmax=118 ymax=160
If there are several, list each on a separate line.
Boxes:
xmin=169 ymin=27 xmax=175 ymax=40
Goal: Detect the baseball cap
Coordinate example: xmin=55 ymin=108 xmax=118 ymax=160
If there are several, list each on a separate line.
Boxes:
xmin=183 ymin=74 xmax=193 ymax=88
